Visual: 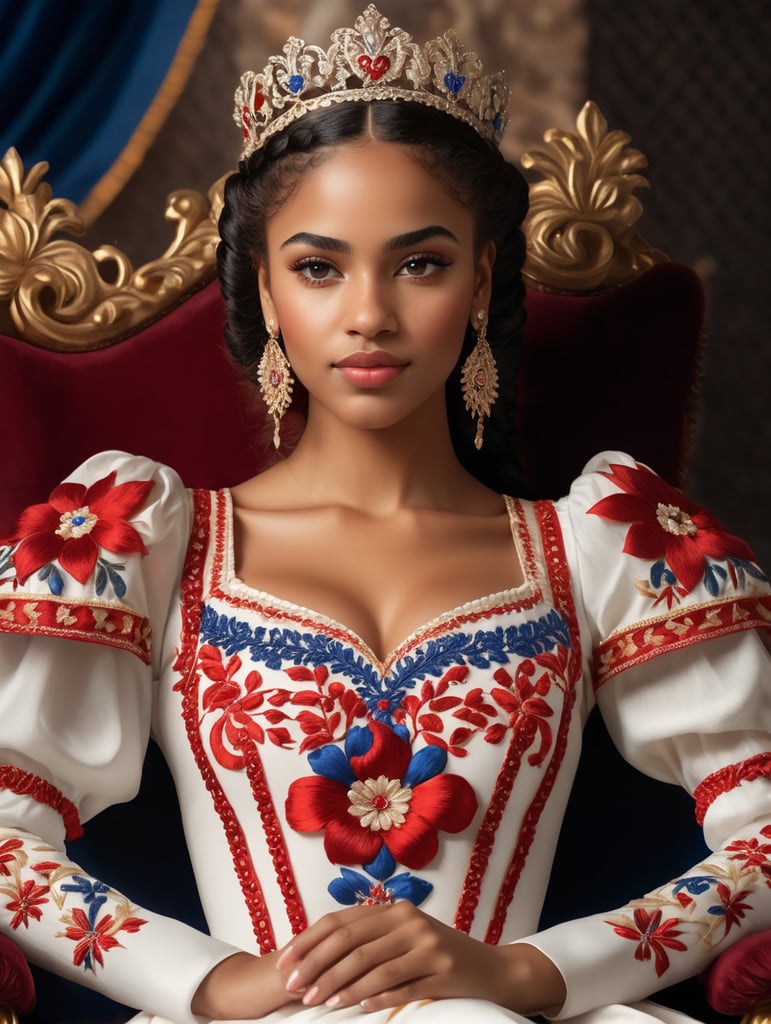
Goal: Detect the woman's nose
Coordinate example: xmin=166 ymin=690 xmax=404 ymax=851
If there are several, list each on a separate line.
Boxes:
xmin=345 ymin=275 xmax=397 ymax=338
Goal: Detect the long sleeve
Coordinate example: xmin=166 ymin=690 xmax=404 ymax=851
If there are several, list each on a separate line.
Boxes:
xmin=521 ymin=451 xmax=771 ymax=1018
xmin=0 ymin=452 xmax=239 ymax=1023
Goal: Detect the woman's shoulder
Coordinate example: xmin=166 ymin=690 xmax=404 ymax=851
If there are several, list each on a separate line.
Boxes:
xmin=549 ymin=450 xmax=769 ymax=667
xmin=0 ymin=452 xmax=193 ymax=656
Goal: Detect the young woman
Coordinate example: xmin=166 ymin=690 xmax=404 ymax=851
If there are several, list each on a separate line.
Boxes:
xmin=1 ymin=8 xmax=769 ymax=1023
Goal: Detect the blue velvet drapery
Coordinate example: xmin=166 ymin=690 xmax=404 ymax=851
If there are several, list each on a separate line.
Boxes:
xmin=0 ymin=0 xmax=216 ymax=221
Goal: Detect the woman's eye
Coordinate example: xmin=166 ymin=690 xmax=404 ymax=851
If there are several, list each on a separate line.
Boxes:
xmin=398 ymin=255 xmax=450 ymax=278
xmin=293 ymin=259 xmax=339 ymax=282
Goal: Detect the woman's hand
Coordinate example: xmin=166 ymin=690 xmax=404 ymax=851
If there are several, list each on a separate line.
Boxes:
xmin=276 ymin=901 xmax=566 ymax=1015
xmin=191 ymin=949 xmax=300 ymax=1020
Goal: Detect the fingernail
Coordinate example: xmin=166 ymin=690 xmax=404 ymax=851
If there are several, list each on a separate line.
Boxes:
xmin=302 ymin=986 xmax=319 ymax=1006
xmin=286 ymin=968 xmax=302 ymax=991
xmin=326 ymin=994 xmax=341 ymax=1008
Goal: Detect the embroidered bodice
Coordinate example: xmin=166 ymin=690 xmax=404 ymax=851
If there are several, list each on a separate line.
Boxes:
xmin=0 ymin=451 xmax=770 ymax=1023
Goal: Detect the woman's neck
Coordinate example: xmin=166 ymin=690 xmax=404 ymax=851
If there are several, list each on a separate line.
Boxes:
xmin=275 ymin=397 xmax=492 ymax=517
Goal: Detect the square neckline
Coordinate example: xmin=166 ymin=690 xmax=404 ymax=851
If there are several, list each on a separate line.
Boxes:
xmin=217 ymin=489 xmax=540 ymax=669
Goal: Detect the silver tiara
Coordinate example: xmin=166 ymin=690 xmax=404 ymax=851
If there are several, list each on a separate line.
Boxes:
xmin=234 ymin=5 xmax=509 ymax=158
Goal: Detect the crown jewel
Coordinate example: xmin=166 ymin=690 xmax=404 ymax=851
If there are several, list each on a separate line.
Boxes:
xmin=234 ymin=5 xmax=509 ymax=158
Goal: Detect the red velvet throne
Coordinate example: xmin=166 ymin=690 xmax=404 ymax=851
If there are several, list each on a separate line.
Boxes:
xmin=0 ymin=103 xmax=763 ymax=1024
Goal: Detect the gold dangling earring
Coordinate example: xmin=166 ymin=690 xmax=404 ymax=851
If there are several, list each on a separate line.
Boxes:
xmin=460 ymin=310 xmax=498 ymax=450
xmin=257 ymin=319 xmax=294 ymax=449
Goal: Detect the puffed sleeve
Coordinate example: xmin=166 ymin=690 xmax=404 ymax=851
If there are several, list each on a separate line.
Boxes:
xmin=520 ymin=452 xmax=771 ymax=1018
xmin=0 ymin=452 xmax=240 ymax=1024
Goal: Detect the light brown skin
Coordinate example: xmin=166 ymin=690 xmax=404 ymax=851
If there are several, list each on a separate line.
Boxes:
xmin=192 ymin=139 xmax=566 ymax=1019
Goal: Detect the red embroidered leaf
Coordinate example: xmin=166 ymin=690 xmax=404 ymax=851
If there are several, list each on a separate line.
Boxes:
xmin=264 ymin=709 xmax=289 ymax=724
xmin=328 ymin=712 xmax=342 ymax=734
xmin=439 ymin=665 xmax=469 ymax=685
xmin=268 ymin=690 xmax=292 ymax=706
xmin=291 ymin=690 xmax=323 ymax=706
xmin=429 ymin=695 xmax=463 ymax=712
xmin=453 ymin=707 xmax=491 ymax=728
xmin=420 ymin=681 xmax=436 ymax=702
xmin=484 ymin=723 xmax=507 ymax=744
xmin=267 ymin=727 xmax=293 ymax=747
xmin=417 ymin=713 xmax=444 ymax=733
xmin=449 ymin=727 xmax=474 ymax=747
xmin=284 ymin=666 xmax=315 ymax=681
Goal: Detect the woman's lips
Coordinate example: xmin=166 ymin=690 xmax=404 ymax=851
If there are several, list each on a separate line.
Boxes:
xmin=334 ymin=351 xmax=408 ymax=388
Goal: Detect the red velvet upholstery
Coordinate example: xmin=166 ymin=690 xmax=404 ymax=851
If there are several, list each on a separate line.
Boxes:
xmin=702 ymin=930 xmax=771 ymax=1015
xmin=0 ymin=934 xmax=35 ymax=1016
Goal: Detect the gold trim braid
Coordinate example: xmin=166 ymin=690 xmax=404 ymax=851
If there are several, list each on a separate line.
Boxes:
xmin=79 ymin=0 xmax=220 ymax=225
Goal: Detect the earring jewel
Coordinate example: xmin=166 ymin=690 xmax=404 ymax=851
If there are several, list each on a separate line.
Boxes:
xmin=257 ymin=320 xmax=294 ymax=449
xmin=461 ymin=310 xmax=498 ymax=451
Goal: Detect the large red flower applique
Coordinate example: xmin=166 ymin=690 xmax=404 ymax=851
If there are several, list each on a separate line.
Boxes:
xmin=4 ymin=471 xmax=154 ymax=587
xmin=588 ymin=462 xmax=756 ymax=595
xmin=286 ymin=719 xmax=477 ymax=870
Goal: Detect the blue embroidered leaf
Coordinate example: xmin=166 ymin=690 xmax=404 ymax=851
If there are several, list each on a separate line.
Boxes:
xmin=344 ymin=725 xmax=374 ymax=759
xmin=0 ymin=545 xmax=14 ymax=577
xmin=729 ymin=558 xmax=768 ymax=582
xmin=61 ymin=875 xmax=110 ymax=926
xmin=388 ymin=872 xmax=433 ymax=905
xmin=366 ymin=846 xmax=396 ymax=880
xmin=703 ymin=564 xmax=721 ymax=598
xmin=403 ymin=744 xmax=446 ymax=786
xmin=308 ymin=744 xmax=355 ymax=784
xmin=328 ymin=869 xmax=372 ymax=905
xmin=99 ymin=558 xmax=127 ymax=599
xmin=672 ymin=875 xmax=718 ymax=897
xmin=48 ymin=565 xmax=64 ymax=596
xmin=95 ymin=564 xmax=107 ymax=597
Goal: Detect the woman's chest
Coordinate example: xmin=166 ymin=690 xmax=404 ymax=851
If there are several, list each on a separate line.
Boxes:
xmin=231 ymin=499 xmax=524 ymax=663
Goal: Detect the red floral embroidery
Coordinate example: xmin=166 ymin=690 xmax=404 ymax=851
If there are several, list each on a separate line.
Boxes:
xmin=286 ymin=719 xmax=477 ymax=870
xmin=4 ymin=879 xmax=49 ymax=929
xmin=588 ymin=462 xmax=755 ymax=594
xmin=61 ymin=907 xmax=146 ymax=970
xmin=0 ymin=838 xmax=23 ymax=876
xmin=713 ymin=883 xmax=753 ymax=934
xmin=4 ymin=471 xmax=154 ymax=585
xmin=609 ymin=907 xmax=688 ymax=977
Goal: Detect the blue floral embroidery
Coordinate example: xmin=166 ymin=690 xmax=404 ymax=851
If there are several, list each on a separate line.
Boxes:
xmin=199 ymin=604 xmax=570 ymax=717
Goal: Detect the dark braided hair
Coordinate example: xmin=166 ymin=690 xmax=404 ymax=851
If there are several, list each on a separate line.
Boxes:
xmin=217 ymin=100 xmax=529 ymax=495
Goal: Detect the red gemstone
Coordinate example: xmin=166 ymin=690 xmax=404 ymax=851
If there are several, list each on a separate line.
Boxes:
xmin=269 ymin=370 xmax=282 ymax=387
xmin=357 ymin=54 xmax=391 ymax=81
xmin=254 ymin=91 xmax=265 ymax=112
xmin=371 ymin=795 xmax=389 ymax=810
xmin=474 ymin=370 xmax=486 ymax=387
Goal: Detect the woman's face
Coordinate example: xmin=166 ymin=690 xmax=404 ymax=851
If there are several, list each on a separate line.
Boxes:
xmin=256 ymin=137 xmax=493 ymax=434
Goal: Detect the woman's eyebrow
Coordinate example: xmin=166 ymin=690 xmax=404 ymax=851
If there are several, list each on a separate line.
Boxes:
xmin=385 ymin=226 xmax=459 ymax=251
xmin=280 ymin=232 xmax=349 ymax=252
xmin=278 ymin=225 xmax=459 ymax=253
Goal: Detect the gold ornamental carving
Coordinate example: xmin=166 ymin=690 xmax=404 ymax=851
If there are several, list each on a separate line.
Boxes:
xmin=522 ymin=100 xmax=666 ymax=293
xmin=0 ymin=100 xmax=665 ymax=350
xmin=0 ymin=148 xmax=224 ymax=350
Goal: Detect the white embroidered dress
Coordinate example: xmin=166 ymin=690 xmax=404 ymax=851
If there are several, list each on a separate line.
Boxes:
xmin=0 ymin=451 xmax=770 ymax=1024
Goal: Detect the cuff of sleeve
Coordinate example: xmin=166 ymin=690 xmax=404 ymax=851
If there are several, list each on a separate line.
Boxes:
xmin=21 ymin=907 xmax=240 ymax=1024
xmin=517 ymin=916 xmax=670 ymax=1020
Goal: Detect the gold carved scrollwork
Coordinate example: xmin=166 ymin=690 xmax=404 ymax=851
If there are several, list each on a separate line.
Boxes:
xmin=521 ymin=100 xmax=666 ymax=293
xmin=0 ymin=100 xmax=662 ymax=349
xmin=0 ymin=148 xmax=225 ymax=350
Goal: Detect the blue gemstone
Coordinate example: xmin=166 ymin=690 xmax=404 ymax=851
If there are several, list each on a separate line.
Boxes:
xmin=288 ymin=75 xmax=304 ymax=94
xmin=444 ymin=71 xmax=466 ymax=94
xmin=493 ymin=113 xmax=503 ymax=132
xmin=72 ymin=515 xmax=85 ymax=526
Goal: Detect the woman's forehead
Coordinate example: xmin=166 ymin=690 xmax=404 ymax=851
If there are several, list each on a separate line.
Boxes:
xmin=265 ymin=139 xmax=475 ymax=245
